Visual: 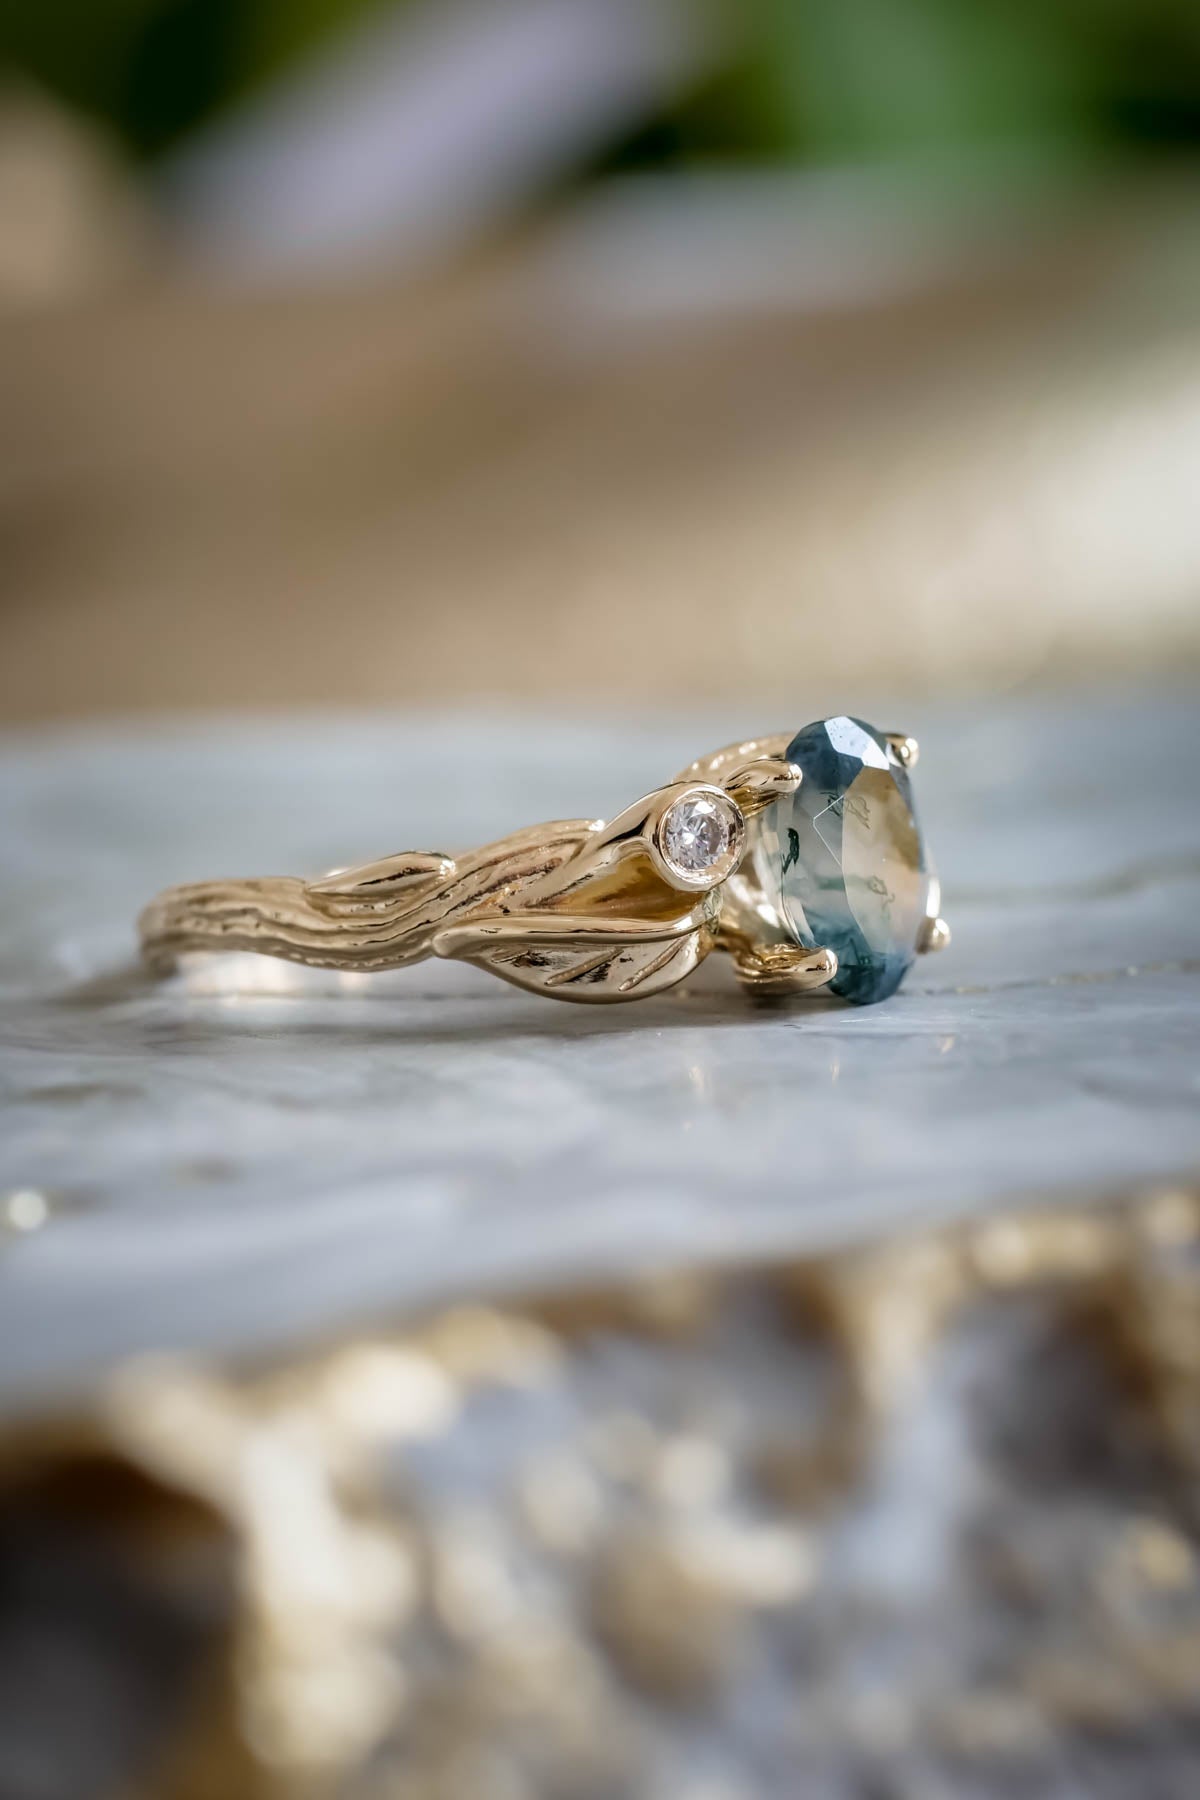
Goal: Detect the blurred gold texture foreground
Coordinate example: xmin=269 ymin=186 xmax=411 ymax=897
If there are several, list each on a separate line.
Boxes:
xmin=2 ymin=1188 xmax=1198 ymax=1799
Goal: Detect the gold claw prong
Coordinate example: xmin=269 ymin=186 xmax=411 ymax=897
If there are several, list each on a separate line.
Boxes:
xmin=917 ymin=915 xmax=951 ymax=953
xmin=721 ymin=755 xmax=802 ymax=818
xmin=885 ymin=733 xmax=919 ymax=770
xmin=731 ymin=941 xmax=838 ymax=997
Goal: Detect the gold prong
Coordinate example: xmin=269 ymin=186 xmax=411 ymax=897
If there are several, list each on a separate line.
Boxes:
xmin=721 ymin=755 xmax=802 ymax=819
xmin=885 ymin=733 xmax=919 ymax=770
xmin=917 ymin=916 xmax=951 ymax=954
xmin=731 ymin=942 xmax=837 ymax=997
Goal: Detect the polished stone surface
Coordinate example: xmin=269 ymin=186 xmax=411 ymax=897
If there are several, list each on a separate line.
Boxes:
xmin=0 ymin=692 xmax=1198 ymax=1414
xmin=773 ymin=716 xmax=926 ymax=1003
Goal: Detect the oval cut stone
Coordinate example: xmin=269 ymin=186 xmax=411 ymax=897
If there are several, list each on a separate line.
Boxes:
xmin=769 ymin=716 xmax=928 ymax=1004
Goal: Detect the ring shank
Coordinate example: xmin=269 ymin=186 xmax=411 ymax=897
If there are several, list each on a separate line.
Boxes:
xmin=138 ymin=876 xmax=436 ymax=974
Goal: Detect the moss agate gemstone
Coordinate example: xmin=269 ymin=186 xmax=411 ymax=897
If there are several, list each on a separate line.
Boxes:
xmin=771 ymin=717 xmax=928 ymax=1004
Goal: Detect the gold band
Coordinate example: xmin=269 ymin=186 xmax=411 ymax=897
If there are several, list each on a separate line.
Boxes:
xmin=139 ymin=732 xmax=946 ymax=1005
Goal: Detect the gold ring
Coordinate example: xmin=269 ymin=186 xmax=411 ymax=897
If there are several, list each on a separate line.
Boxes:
xmin=139 ymin=716 xmax=949 ymax=1007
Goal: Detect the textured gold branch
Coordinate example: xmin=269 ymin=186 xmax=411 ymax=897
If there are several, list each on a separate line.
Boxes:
xmin=140 ymin=807 xmax=721 ymax=1002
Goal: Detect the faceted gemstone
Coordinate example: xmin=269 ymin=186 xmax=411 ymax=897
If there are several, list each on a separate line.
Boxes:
xmin=661 ymin=793 xmax=736 ymax=877
xmin=766 ymin=717 xmax=928 ymax=1004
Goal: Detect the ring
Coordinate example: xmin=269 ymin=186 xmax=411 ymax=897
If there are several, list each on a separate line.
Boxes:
xmin=139 ymin=716 xmax=949 ymax=1007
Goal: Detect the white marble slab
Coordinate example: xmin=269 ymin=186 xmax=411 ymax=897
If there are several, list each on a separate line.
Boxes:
xmin=1 ymin=693 xmax=1198 ymax=1414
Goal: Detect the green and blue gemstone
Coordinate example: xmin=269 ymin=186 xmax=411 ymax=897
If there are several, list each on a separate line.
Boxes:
xmin=758 ymin=716 xmax=929 ymax=1004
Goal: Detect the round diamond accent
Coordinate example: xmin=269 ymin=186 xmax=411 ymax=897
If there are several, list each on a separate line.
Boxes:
xmin=661 ymin=793 xmax=737 ymax=878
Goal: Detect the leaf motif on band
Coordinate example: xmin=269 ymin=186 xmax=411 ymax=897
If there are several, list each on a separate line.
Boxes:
xmin=478 ymin=925 xmax=714 ymax=1003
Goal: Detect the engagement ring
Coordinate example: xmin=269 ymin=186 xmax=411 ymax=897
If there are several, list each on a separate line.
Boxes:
xmin=140 ymin=717 xmax=948 ymax=1007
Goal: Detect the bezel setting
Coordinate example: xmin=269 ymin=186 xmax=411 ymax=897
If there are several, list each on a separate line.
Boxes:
xmin=652 ymin=786 xmax=746 ymax=892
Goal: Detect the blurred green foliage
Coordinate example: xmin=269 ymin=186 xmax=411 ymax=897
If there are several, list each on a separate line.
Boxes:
xmin=2 ymin=0 xmax=1199 ymax=162
xmin=724 ymin=0 xmax=1200 ymax=157
xmin=0 ymin=0 xmax=386 ymax=154
xmin=618 ymin=0 xmax=1200 ymax=174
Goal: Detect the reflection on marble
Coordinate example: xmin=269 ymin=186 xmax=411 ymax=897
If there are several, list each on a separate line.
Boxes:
xmin=0 ymin=694 xmax=1198 ymax=1413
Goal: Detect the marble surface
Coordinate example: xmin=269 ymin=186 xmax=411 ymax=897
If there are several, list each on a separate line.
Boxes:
xmin=1 ymin=693 xmax=1198 ymax=1415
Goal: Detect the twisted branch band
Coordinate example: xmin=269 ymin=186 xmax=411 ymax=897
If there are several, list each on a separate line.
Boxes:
xmin=140 ymin=730 xmax=948 ymax=1006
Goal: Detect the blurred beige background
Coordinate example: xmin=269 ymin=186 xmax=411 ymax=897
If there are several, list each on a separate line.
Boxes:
xmin=2 ymin=0 xmax=1200 ymax=722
